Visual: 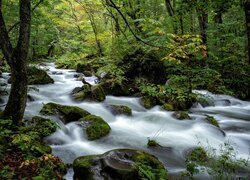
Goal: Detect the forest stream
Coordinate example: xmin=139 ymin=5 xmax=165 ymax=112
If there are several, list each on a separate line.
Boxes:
xmin=1 ymin=63 xmax=250 ymax=179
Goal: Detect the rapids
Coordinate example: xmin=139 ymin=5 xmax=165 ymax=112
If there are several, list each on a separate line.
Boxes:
xmin=0 ymin=63 xmax=249 ymax=179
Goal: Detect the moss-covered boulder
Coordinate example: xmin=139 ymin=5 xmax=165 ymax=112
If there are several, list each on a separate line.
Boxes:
xmin=40 ymin=102 xmax=90 ymax=123
xmin=140 ymin=96 xmax=157 ymax=109
xmin=27 ymin=66 xmax=54 ymax=85
xmin=76 ymin=62 xmax=93 ymax=73
xmin=206 ymin=115 xmax=220 ymax=128
xmin=173 ymin=111 xmax=191 ymax=120
xmin=79 ymin=115 xmax=111 ymax=140
xmin=73 ymin=149 xmax=168 ymax=180
xmin=107 ymin=105 xmax=132 ymax=116
xmin=161 ymin=103 xmax=174 ymax=111
xmin=72 ymin=84 xmax=105 ymax=102
xmin=99 ymin=79 xmax=130 ymax=96
xmin=83 ymin=71 xmax=93 ymax=77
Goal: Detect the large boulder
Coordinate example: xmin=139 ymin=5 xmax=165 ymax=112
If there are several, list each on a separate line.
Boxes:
xmin=27 ymin=66 xmax=54 ymax=85
xmin=73 ymin=149 xmax=168 ymax=180
xmin=72 ymin=84 xmax=105 ymax=102
xmin=120 ymin=49 xmax=167 ymax=85
xmin=40 ymin=102 xmax=90 ymax=123
xmin=79 ymin=115 xmax=111 ymax=140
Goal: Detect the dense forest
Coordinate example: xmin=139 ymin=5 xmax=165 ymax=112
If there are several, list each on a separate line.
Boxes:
xmin=0 ymin=0 xmax=250 ymax=179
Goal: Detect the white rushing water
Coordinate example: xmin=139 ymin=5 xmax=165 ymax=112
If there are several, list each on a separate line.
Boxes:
xmin=0 ymin=63 xmax=249 ymax=179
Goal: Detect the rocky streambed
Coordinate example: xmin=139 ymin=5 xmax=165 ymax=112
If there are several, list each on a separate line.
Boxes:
xmin=0 ymin=63 xmax=250 ymax=179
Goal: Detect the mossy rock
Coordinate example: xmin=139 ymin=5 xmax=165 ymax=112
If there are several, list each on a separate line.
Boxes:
xmin=147 ymin=139 xmax=161 ymax=147
xmin=72 ymin=84 xmax=106 ymax=102
xmin=73 ymin=149 xmax=168 ymax=180
xmin=173 ymin=111 xmax=191 ymax=120
xmin=83 ymin=71 xmax=93 ymax=77
xmin=40 ymin=102 xmax=90 ymax=123
xmin=206 ymin=115 xmax=220 ymax=128
xmin=27 ymin=66 xmax=54 ymax=85
xmin=161 ymin=103 xmax=174 ymax=111
xmin=91 ymin=85 xmax=105 ymax=102
xmin=108 ymin=105 xmax=132 ymax=116
xmin=99 ymin=80 xmax=130 ymax=96
xmin=141 ymin=96 xmax=157 ymax=109
xmin=80 ymin=115 xmax=111 ymax=140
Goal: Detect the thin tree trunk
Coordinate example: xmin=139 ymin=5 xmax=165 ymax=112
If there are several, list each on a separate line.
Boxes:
xmin=198 ymin=9 xmax=208 ymax=45
xmin=244 ymin=0 xmax=250 ymax=63
xmin=0 ymin=0 xmax=31 ymax=125
xmin=180 ymin=14 xmax=184 ymax=35
xmin=214 ymin=11 xmax=223 ymax=24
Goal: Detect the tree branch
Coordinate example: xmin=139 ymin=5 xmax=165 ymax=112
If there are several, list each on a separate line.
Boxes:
xmin=105 ymin=0 xmax=166 ymax=49
xmin=7 ymin=0 xmax=44 ymax=33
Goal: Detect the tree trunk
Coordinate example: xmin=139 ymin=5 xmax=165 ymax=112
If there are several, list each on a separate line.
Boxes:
xmin=4 ymin=51 xmax=28 ymax=124
xmin=245 ymin=0 xmax=250 ymax=63
xmin=214 ymin=11 xmax=223 ymax=24
xmin=198 ymin=9 xmax=208 ymax=45
xmin=0 ymin=0 xmax=31 ymax=125
xmin=164 ymin=0 xmax=178 ymax=34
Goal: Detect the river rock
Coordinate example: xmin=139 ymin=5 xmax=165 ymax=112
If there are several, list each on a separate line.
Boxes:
xmin=107 ymin=105 xmax=132 ymax=116
xmin=72 ymin=84 xmax=105 ymax=102
xmin=140 ymin=96 xmax=157 ymax=109
xmin=79 ymin=115 xmax=111 ymax=140
xmin=40 ymin=102 xmax=90 ymax=124
xmin=173 ymin=111 xmax=191 ymax=120
xmin=27 ymin=66 xmax=54 ymax=85
xmin=73 ymin=149 xmax=168 ymax=180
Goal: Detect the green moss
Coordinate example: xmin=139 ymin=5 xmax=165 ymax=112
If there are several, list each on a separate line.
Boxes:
xmin=73 ymin=155 xmax=99 ymax=178
xmin=133 ymin=151 xmax=168 ymax=180
xmin=174 ymin=111 xmax=191 ymax=120
xmin=73 ymin=149 xmax=168 ymax=180
xmin=72 ymin=91 xmax=86 ymax=100
xmin=161 ymin=103 xmax=174 ymax=111
xmin=206 ymin=115 xmax=220 ymax=128
xmin=27 ymin=66 xmax=54 ymax=85
xmin=109 ymin=105 xmax=132 ymax=116
xmin=147 ymin=139 xmax=160 ymax=147
xmin=80 ymin=115 xmax=111 ymax=140
xmin=40 ymin=102 xmax=90 ymax=123
xmin=91 ymin=85 xmax=105 ymax=102
xmin=141 ymin=96 xmax=157 ymax=109
xmin=72 ymin=85 xmax=106 ymax=102
xmin=188 ymin=147 xmax=208 ymax=163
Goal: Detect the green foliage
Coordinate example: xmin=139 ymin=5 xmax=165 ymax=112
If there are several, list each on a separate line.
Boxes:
xmin=133 ymin=152 xmax=168 ymax=180
xmin=0 ymin=118 xmax=66 ymax=179
xmin=139 ymin=83 xmax=197 ymax=110
xmin=97 ymin=63 xmax=127 ymax=87
xmin=183 ymin=143 xmax=250 ymax=179
xmin=163 ymin=34 xmax=207 ymax=64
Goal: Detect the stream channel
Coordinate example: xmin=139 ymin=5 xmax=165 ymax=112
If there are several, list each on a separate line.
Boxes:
xmin=1 ymin=63 xmax=250 ymax=179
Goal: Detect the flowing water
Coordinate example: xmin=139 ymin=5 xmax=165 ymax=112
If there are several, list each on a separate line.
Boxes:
xmin=0 ymin=63 xmax=250 ymax=179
